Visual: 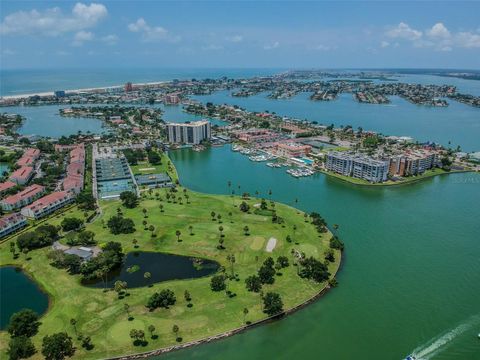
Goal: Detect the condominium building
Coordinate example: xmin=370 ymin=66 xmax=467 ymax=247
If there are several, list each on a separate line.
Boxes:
xmin=0 ymin=184 xmax=45 ymax=211
xmin=389 ymin=150 xmax=438 ymax=177
xmin=326 ymin=151 xmax=389 ymax=183
xmin=164 ymin=92 xmax=181 ymax=105
xmin=276 ymin=142 xmax=312 ymax=158
xmin=0 ymin=181 xmax=16 ymax=195
xmin=9 ymin=166 xmax=34 ymax=185
xmin=16 ymin=148 xmax=40 ymax=167
xmin=0 ymin=213 xmax=27 ymax=239
xmin=61 ymin=144 xmax=85 ymax=194
xmin=21 ymin=191 xmax=75 ymax=219
xmin=167 ymin=121 xmax=211 ymax=145
xmin=236 ymin=129 xmax=279 ymax=143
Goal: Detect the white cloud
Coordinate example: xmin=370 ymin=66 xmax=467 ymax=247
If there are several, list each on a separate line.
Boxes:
xmin=455 ymin=31 xmax=480 ymax=48
xmin=427 ymin=23 xmax=451 ymax=39
xmin=1 ymin=48 xmax=16 ymax=56
xmin=380 ymin=41 xmax=390 ymax=48
xmin=263 ymin=41 xmax=279 ymax=50
xmin=0 ymin=3 xmax=107 ymax=36
xmin=309 ymin=44 xmax=331 ymax=51
xmin=72 ymin=30 xmax=94 ymax=46
xmin=386 ymin=22 xmax=422 ymax=41
xmin=202 ymin=44 xmax=223 ymax=51
xmin=101 ymin=34 xmax=118 ymax=45
xmin=128 ymin=18 xmax=180 ymax=43
xmin=55 ymin=50 xmax=71 ymax=56
xmin=226 ymin=35 xmax=243 ymax=43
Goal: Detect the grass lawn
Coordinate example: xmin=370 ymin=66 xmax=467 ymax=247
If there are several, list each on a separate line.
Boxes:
xmin=0 ymin=157 xmax=340 ymax=359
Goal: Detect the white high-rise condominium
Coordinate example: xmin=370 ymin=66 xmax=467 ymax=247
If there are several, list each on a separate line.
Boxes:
xmin=166 ymin=121 xmax=211 ymax=145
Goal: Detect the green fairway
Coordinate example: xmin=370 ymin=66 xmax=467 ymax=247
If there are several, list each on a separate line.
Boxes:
xmin=0 ymin=157 xmax=340 ymax=359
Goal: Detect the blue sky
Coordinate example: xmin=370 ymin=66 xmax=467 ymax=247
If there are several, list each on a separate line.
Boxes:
xmin=1 ymin=1 xmax=479 ymax=69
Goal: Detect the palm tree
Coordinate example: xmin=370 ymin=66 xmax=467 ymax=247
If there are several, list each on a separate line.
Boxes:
xmin=268 ymin=189 xmax=272 ymax=199
xmin=218 ymin=225 xmax=224 ymax=237
xmin=188 ymin=225 xmax=193 ymax=236
xmin=231 ymin=190 xmax=236 ymax=206
xmin=228 ymin=211 xmax=233 ymax=223
xmin=333 ymin=223 xmax=339 ymax=237
xmin=148 ymin=225 xmax=155 ymax=237
xmin=142 ymin=208 xmax=147 ymax=218
xmin=211 ymin=211 xmax=216 ymax=220
xmin=217 ymin=214 xmax=222 ymax=223
xmin=142 ymin=220 xmax=148 ymax=229
xmin=159 ymin=204 xmax=164 ymax=212
xmin=132 ymin=238 xmax=138 ymax=248
xmin=70 ymin=318 xmax=77 ymax=337
xmin=172 ymin=324 xmax=180 ymax=341
xmin=243 ymin=307 xmax=249 ymax=324
xmin=144 ymin=272 xmax=151 ymax=286
xmin=218 ymin=238 xmax=224 ymax=249
xmin=175 ymin=230 xmax=181 ymax=242
xmin=185 ymin=194 xmax=190 ymax=204
xmin=227 ymin=254 xmax=236 ymax=277
xmin=243 ymin=226 xmax=249 ymax=236
xmin=124 ymin=303 xmax=131 ymax=320
xmin=148 ymin=325 xmax=156 ymax=339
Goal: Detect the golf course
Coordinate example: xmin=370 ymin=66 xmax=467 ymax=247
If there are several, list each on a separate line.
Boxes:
xmin=0 ymin=155 xmax=341 ymax=360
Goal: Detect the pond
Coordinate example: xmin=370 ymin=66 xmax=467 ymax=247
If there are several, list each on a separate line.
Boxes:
xmin=83 ymin=251 xmax=220 ymax=289
xmin=0 ymin=266 xmax=49 ymax=329
xmin=0 ymin=162 xmax=10 ymax=177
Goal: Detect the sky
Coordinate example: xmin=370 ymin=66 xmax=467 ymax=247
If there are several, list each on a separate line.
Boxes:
xmin=1 ymin=1 xmax=480 ymax=69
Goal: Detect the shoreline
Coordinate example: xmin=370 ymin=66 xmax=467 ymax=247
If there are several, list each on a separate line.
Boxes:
xmin=319 ymin=168 xmax=475 ymax=187
xmin=0 ymin=81 xmax=168 ymax=100
xmin=105 ymin=250 xmax=343 ymax=360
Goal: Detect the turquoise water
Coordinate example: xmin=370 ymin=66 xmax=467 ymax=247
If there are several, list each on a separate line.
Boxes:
xmin=0 ymin=267 xmax=49 ymax=329
xmin=159 ymin=105 xmax=227 ymax=126
xmin=163 ymin=146 xmax=480 ymax=360
xmin=0 ymin=163 xmax=10 ymax=176
xmin=5 ymin=105 xmax=106 ymax=138
xmin=192 ymin=91 xmax=480 ymax=152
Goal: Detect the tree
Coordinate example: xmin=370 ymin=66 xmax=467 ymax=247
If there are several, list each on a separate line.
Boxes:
xmin=60 ymin=217 xmax=83 ymax=232
xmin=172 ymin=324 xmax=180 ymax=342
xmin=243 ymin=226 xmax=249 ymax=236
xmin=7 ymin=336 xmax=36 ymax=360
xmin=188 ymin=225 xmax=193 ymax=235
xmin=239 ymin=201 xmax=250 ymax=212
xmin=226 ymin=254 xmax=236 ymax=277
xmin=218 ymin=225 xmax=224 ymax=237
xmin=124 ymin=303 xmax=131 ymax=320
xmin=175 ymin=230 xmax=181 ymax=242
xmin=81 ymin=336 xmax=93 ymax=350
xmin=144 ymin=272 xmax=151 ymax=286
xmin=263 ymin=292 xmax=284 ymax=316
xmin=299 ymin=257 xmax=330 ymax=283
xmin=77 ymin=230 xmax=95 ymax=245
xmin=41 ymin=333 xmax=75 ymax=360
xmin=243 ymin=308 xmax=249 ymax=324
xmin=132 ymin=238 xmax=138 ymax=248
xmin=148 ymin=325 xmax=156 ymax=339
xmin=159 ymin=204 xmax=164 ymax=212
xmin=258 ymin=257 xmax=276 ymax=284
xmin=69 ymin=319 xmax=77 ymax=337
xmin=329 ymin=236 xmax=344 ymax=251
xmin=210 ymin=275 xmax=226 ymax=291
xmin=107 ymin=215 xmax=135 ymax=234
xmin=276 ymin=256 xmax=289 ymax=268
xmin=142 ymin=208 xmax=148 ymax=218
xmin=147 ymin=289 xmax=176 ymax=310
xmin=7 ymin=309 xmax=40 ymax=338
xmin=184 ymin=290 xmax=192 ymax=306
xmin=148 ymin=225 xmax=155 ymax=236
xmin=245 ymin=275 xmax=262 ymax=292
xmin=120 ymin=191 xmax=138 ymax=208
xmin=114 ymin=280 xmax=127 ymax=296
xmin=324 ymin=249 xmax=335 ymax=262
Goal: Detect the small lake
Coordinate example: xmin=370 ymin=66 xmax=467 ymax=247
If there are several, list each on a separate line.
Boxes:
xmin=83 ymin=251 xmax=219 ymax=289
xmin=0 ymin=266 xmax=49 ymax=329
xmin=0 ymin=163 xmax=10 ymax=177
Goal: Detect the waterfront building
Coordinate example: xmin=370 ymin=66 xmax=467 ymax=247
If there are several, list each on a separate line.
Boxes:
xmin=54 ymin=90 xmax=66 ymax=98
xmin=0 ymin=213 xmax=27 ymax=239
xmin=164 ymin=92 xmax=181 ymax=105
xmin=0 ymin=181 xmax=16 ymax=195
xmin=167 ymin=121 xmax=211 ymax=145
xmin=9 ymin=166 xmax=34 ymax=185
xmin=389 ymin=150 xmax=438 ymax=176
xmin=21 ymin=191 xmax=75 ymax=219
xmin=276 ymin=142 xmax=312 ymax=158
xmin=326 ymin=151 xmax=389 ymax=183
xmin=124 ymin=82 xmax=133 ymax=92
xmin=235 ymin=129 xmax=279 ymax=143
xmin=0 ymin=184 xmax=45 ymax=211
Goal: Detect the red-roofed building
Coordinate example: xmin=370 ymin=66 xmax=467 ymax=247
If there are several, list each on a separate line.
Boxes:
xmin=61 ymin=144 xmax=85 ymax=194
xmin=0 ymin=184 xmax=45 ymax=211
xmin=16 ymin=148 xmax=40 ymax=167
xmin=276 ymin=142 xmax=312 ymax=158
xmin=9 ymin=166 xmax=34 ymax=185
xmin=21 ymin=191 xmax=75 ymax=219
xmin=0 ymin=213 xmax=27 ymax=239
xmin=0 ymin=181 xmax=16 ymax=195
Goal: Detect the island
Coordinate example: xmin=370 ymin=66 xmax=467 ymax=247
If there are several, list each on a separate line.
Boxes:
xmin=0 ymin=150 xmax=342 ymax=359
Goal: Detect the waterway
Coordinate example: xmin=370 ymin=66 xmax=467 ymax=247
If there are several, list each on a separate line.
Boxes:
xmin=191 ymin=91 xmax=480 ymax=152
xmin=162 ymin=146 xmax=480 ymax=360
xmin=0 ymin=266 xmax=49 ymax=329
